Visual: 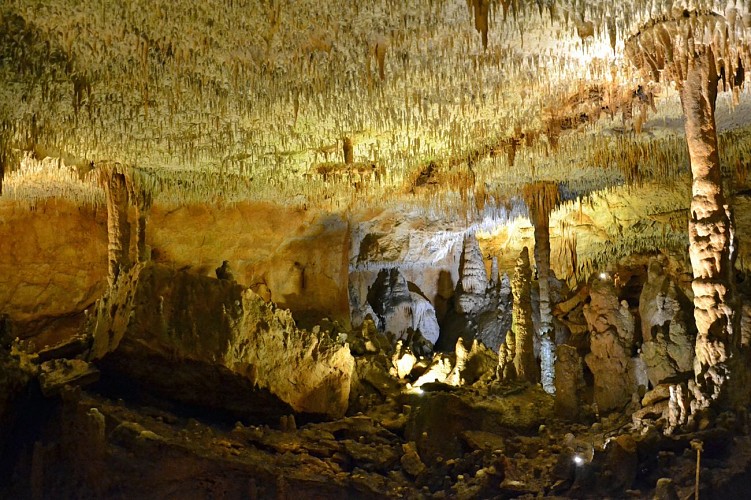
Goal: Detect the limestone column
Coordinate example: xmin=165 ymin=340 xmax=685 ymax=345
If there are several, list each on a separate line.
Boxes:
xmin=524 ymin=182 xmax=559 ymax=394
xmin=512 ymin=247 xmax=537 ymax=383
xmin=625 ymin=11 xmax=746 ymax=410
xmin=105 ymin=171 xmax=132 ymax=287
xmin=681 ymin=48 xmax=736 ymax=409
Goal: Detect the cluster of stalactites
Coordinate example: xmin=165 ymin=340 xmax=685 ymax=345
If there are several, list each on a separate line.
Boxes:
xmin=625 ymin=8 xmax=751 ymax=97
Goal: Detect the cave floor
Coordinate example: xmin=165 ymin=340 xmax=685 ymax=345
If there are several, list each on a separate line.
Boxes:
xmin=4 ymin=373 xmax=751 ymax=499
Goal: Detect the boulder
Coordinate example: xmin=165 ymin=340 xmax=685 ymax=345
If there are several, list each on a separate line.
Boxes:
xmin=89 ymin=263 xmax=354 ymax=418
xmin=596 ymin=435 xmax=637 ymax=494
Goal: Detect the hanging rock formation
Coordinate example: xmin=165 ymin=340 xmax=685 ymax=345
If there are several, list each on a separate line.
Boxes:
xmin=639 ymin=257 xmax=695 ymax=387
xmin=89 ymin=263 xmax=354 ymax=419
xmin=410 ymin=292 xmax=440 ymax=346
xmin=103 ymin=170 xmax=132 ymax=287
xmin=584 ymin=276 xmax=644 ymax=412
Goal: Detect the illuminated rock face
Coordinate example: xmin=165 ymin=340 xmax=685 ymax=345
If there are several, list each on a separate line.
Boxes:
xmin=90 ymin=263 xmax=354 ymax=418
xmin=584 ymin=277 xmax=641 ymax=412
xmin=364 ymin=267 xmax=440 ymax=348
xmin=367 ymin=268 xmax=413 ymax=335
xmin=149 ymin=202 xmax=352 ymax=327
xmin=456 ymin=233 xmax=489 ymax=314
xmin=681 ymin=50 xmax=737 ymax=409
xmin=0 ymin=200 xmax=107 ymax=345
xmin=639 ymin=258 xmax=695 ymax=387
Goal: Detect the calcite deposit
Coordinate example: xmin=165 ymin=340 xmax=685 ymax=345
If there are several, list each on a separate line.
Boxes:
xmin=6 ymin=1 xmax=751 ymax=498
xmin=639 ymin=258 xmax=695 ymax=386
xmin=583 ymin=276 xmax=644 ymax=412
xmin=89 ymin=262 xmax=354 ymax=418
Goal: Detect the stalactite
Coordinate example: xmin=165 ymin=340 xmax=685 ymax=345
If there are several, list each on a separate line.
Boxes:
xmin=104 ymin=170 xmax=132 ymax=287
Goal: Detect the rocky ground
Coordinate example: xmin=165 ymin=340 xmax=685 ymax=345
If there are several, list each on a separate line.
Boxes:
xmin=3 ymin=258 xmax=751 ymax=499
xmin=2 ymin=328 xmax=751 ymax=499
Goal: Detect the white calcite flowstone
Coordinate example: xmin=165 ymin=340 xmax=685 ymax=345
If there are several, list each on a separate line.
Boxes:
xmin=364 ymin=267 xmax=440 ymax=349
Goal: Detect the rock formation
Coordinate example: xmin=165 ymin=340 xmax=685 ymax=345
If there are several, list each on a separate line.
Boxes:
xmin=89 ymin=263 xmax=354 ymax=418
xmin=365 ymin=267 xmax=440 ymax=349
xmin=584 ymin=275 xmax=642 ymax=412
xmin=639 ymin=257 xmax=695 ymax=386
xmin=682 ymin=48 xmax=738 ymax=410
xmin=215 ymin=260 xmax=235 ymax=281
xmin=367 ymin=267 xmax=414 ymax=335
xmin=456 ymin=232 xmax=489 ymax=314
xmin=554 ymin=344 xmax=585 ymax=420
xmin=103 ymin=170 xmax=132 ymax=287
xmin=512 ymin=247 xmax=537 ymax=383
xmin=524 ymin=182 xmax=559 ymax=394
xmin=441 ymin=246 xmax=512 ymax=352
xmin=497 ymin=325 xmax=516 ymax=381
xmin=626 ymin=9 xmax=745 ymax=411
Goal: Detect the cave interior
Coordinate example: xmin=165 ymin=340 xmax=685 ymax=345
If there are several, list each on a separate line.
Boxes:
xmin=4 ymin=0 xmax=751 ymax=498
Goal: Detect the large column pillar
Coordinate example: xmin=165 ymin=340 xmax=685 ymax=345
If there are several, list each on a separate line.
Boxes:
xmin=680 ymin=48 xmax=737 ymax=409
xmin=524 ymin=182 xmax=558 ymax=394
xmin=105 ymin=172 xmax=132 ymax=287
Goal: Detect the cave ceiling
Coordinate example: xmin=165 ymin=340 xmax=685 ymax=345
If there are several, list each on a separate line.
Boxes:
xmin=1 ymin=0 xmax=751 ymax=218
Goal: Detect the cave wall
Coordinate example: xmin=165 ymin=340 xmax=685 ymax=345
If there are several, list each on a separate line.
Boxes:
xmin=0 ymin=200 xmax=108 ymax=347
xmin=0 ymin=200 xmax=352 ymax=348
xmin=146 ymin=202 xmax=352 ymax=327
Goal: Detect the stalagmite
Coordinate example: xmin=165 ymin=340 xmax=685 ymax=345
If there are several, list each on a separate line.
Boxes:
xmin=489 ymin=256 xmax=499 ymax=286
xmin=456 ymin=232 xmax=489 ymax=314
xmin=512 ymin=247 xmax=537 ymax=383
xmin=497 ymin=327 xmax=516 ymax=381
xmin=524 ymin=182 xmax=559 ymax=394
xmin=104 ymin=171 xmax=132 ymax=287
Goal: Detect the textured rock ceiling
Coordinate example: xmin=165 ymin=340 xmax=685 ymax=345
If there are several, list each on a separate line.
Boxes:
xmin=1 ymin=0 xmax=751 ymax=213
